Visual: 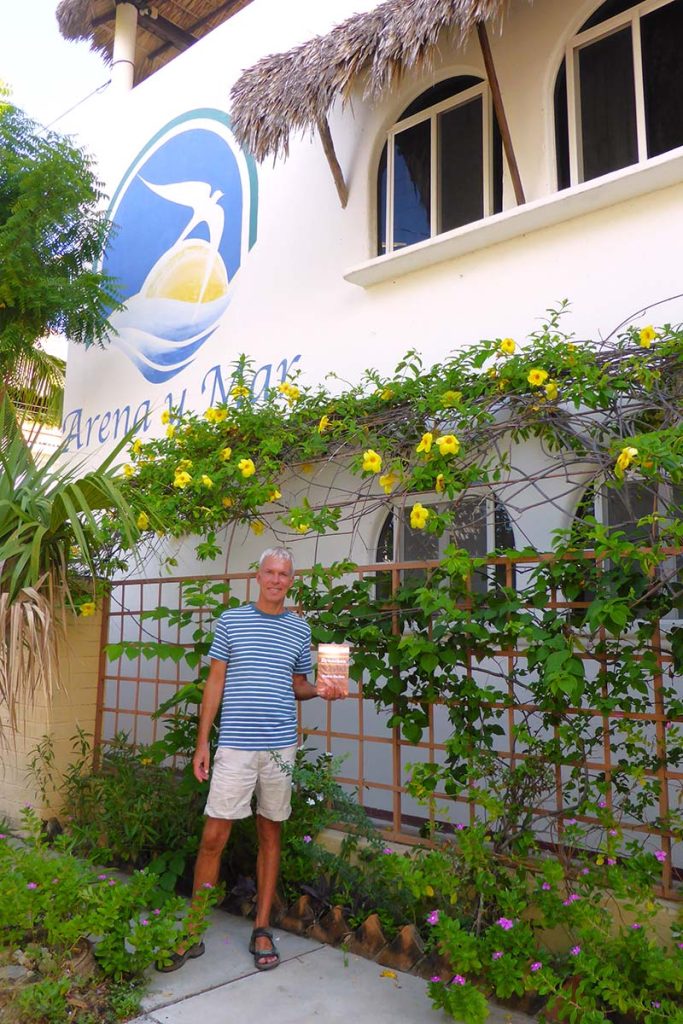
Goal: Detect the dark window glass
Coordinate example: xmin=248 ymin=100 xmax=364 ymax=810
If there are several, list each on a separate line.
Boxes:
xmin=400 ymin=77 xmax=481 ymax=121
xmin=393 ymin=120 xmax=431 ymax=248
xmin=494 ymin=501 xmax=517 ymax=589
xmin=641 ymin=0 xmax=683 ymax=158
xmin=450 ymin=496 xmax=488 ymax=594
xmin=605 ymin=482 xmax=656 ymax=542
xmin=579 ymin=27 xmax=638 ymax=180
xmin=377 ymin=144 xmax=388 ymax=255
xmin=581 ymin=0 xmax=637 ymax=31
xmin=554 ymin=60 xmax=571 ymax=190
xmin=438 ymin=97 xmax=484 ymax=232
xmin=492 ymin=109 xmax=504 ymax=214
xmin=375 ymin=510 xmax=394 ymax=601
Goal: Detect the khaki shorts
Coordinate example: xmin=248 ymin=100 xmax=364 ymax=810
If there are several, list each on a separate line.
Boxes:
xmin=204 ymin=745 xmax=297 ymax=822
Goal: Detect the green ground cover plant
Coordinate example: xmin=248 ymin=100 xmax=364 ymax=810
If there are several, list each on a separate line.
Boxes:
xmin=0 ymin=806 xmax=218 ymax=1023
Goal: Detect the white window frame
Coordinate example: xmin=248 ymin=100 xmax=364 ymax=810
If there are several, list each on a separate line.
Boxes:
xmin=384 ymin=82 xmax=493 ymax=254
xmin=565 ymin=0 xmax=677 ymax=186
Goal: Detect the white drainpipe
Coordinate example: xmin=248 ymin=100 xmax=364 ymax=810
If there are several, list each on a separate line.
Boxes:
xmin=111 ymin=2 xmax=138 ymax=92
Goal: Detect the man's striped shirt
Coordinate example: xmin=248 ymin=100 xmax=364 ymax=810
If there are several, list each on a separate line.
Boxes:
xmin=208 ymin=603 xmax=312 ymax=750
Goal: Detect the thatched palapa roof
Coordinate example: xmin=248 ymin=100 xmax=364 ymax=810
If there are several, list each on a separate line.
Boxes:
xmin=230 ymin=0 xmax=513 ymax=163
xmin=56 ymin=0 xmax=254 ymax=86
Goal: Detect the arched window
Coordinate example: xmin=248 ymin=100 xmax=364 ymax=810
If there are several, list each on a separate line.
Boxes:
xmin=376 ymin=494 xmax=516 ymax=595
xmin=554 ymin=0 xmax=683 ymax=188
xmin=571 ymin=479 xmax=682 ymax=619
xmin=377 ymin=77 xmax=503 ymax=255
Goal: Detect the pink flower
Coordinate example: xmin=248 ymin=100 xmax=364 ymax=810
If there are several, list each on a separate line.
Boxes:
xmin=581 ymin=868 xmax=590 ymax=875
xmin=492 ymin=951 xmax=503 ymax=960
xmin=0 ymin=834 xmax=6 ymax=840
xmin=541 ymin=883 xmax=552 ymax=891
xmin=530 ymin=962 xmax=542 ymax=972
xmin=654 ymin=850 xmax=667 ymax=863
xmin=455 ymin=823 xmax=466 ymax=831
xmin=140 ymin=918 xmax=149 ymax=926
xmin=26 ymin=882 xmax=37 ymax=890
xmin=303 ymin=835 xmax=312 ymax=844
xmin=383 ymin=847 xmax=393 ymax=854
xmin=608 ymin=829 xmax=618 ymax=836
xmin=631 ymin=923 xmax=642 ymax=930
xmin=607 ymin=858 xmax=616 ymax=866
xmin=427 ymin=910 xmax=440 ymax=925
xmin=451 ymin=975 xmax=466 ymax=986
xmin=51 ymin=878 xmax=60 ymax=885
xmin=497 ymin=917 xmax=514 ymax=930
xmin=108 ymin=879 xmax=117 ymax=886
xmin=566 ymin=818 xmax=578 ymax=825
xmin=97 ymin=874 xmax=108 ymax=880
xmin=153 ymin=908 xmax=161 ymax=916
xmin=570 ymin=946 xmax=581 ymax=956
xmin=430 ymin=975 xmax=441 ymax=983
xmin=598 ymin=800 xmax=607 ymax=808
xmin=563 ymin=894 xmax=580 ymax=906
xmin=201 ymin=882 xmax=214 ymax=889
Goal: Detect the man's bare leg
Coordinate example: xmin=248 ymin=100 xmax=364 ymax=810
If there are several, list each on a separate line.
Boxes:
xmin=253 ymin=814 xmax=282 ymax=965
xmin=177 ymin=816 xmax=232 ymax=952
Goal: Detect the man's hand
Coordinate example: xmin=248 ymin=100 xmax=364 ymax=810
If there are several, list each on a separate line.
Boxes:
xmin=193 ymin=741 xmax=211 ymax=783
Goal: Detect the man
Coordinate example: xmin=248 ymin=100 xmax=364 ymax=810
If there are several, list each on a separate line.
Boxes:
xmin=158 ymin=547 xmax=341 ymax=973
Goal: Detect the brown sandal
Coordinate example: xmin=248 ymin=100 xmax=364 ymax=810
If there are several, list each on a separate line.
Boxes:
xmin=155 ymin=940 xmax=205 ymax=973
xmin=248 ymin=927 xmax=280 ymax=971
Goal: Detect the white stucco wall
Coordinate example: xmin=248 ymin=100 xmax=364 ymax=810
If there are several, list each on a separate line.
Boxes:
xmin=62 ymin=0 xmax=683 ymax=574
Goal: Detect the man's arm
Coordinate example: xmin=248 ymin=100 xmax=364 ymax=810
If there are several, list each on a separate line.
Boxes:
xmin=193 ymin=658 xmax=227 ymax=782
xmin=292 ymin=673 xmax=341 ymax=701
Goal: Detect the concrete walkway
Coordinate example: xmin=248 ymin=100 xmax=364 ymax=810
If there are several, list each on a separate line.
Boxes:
xmin=129 ymin=910 xmax=535 ymax=1024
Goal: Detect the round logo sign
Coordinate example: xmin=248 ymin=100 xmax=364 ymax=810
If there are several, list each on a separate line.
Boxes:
xmin=102 ymin=109 xmax=257 ymax=384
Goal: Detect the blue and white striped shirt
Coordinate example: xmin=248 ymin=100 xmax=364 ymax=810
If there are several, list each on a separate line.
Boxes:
xmin=208 ymin=603 xmax=312 ymax=750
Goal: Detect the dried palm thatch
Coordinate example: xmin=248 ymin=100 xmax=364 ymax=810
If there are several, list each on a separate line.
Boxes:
xmin=230 ymin=0 xmax=514 ymax=162
xmin=0 ymin=578 xmax=62 ymax=744
xmin=56 ymin=0 xmax=254 ymax=86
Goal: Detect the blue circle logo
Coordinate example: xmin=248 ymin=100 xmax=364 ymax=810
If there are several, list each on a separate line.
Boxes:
xmin=103 ymin=109 xmax=257 ymax=384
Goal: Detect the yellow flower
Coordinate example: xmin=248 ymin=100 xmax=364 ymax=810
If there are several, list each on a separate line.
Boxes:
xmin=297 ymin=522 xmax=310 ymax=533
xmin=268 ymin=488 xmax=282 ymax=502
xmin=416 ymin=432 xmax=433 ymax=454
xmin=166 ymin=424 xmax=176 ymax=438
xmin=380 ymin=970 xmax=397 ymax=980
xmin=161 ymin=409 xmax=171 ymax=425
xmin=301 ymin=463 xmax=314 ymax=474
xmin=222 ymin=497 xmax=233 ymax=509
xmin=497 ymin=379 xmax=509 ymax=391
xmin=136 ymin=512 xmax=149 ymax=530
xmin=220 ymin=447 xmax=232 ymax=461
xmin=545 ymin=380 xmax=559 ymax=401
xmin=436 ymin=434 xmax=460 ymax=456
xmin=231 ymin=384 xmax=250 ymax=399
xmin=410 ymin=503 xmax=430 ymax=529
xmin=79 ymin=601 xmax=96 ymax=617
xmin=204 ymin=407 xmax=218 ymax=423
xmin=499 ymin=337 xmax=516 ymax=355
xmin=380 ymin=387 xmax=394 ymax=401
xmin=123 ymin=464 xmax=134 ymax=478
xmin=527 ymin=368 xmax=549 ymax=387
xmin=251 ymin=520 xmax=265 ymax=536
xmin=596 ymin=855 xmax=605 ymax=866
xmin=435 ymin=473 xmax=445 ymax=494
xmin=131 ymin=438 xmax=143 ymax=456
xmin=201 ymin=475 xmax=213 ymax=488
xmin=379 ymin=472 xmax=398 ymax=495
xmin=238 ymin=458 xmax=256 ymax=478
xmin=440 ymin=390 xmax=462 ymax=407
xmin=639 ymin=325 xmax=656 ymax=348
xmin=278 ymin=382 xmax=300 ymax=404
xmin=615 ymin=446 xmax=638 ymax=477
xmin=362 ymin=449 xmax=382 ymax=473
xmin=566 ymin=343 xmax=576 ymax=353
xmin=155 ymin=529 xmax=166 ymax=538
xmin=318 ymin=415 xmax=330 ymax=434
xmin=173 ymin=471 xmax=192 ymax=489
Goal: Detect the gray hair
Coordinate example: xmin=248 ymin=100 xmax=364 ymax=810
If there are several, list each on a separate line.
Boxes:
xmin=258 ymin=547 xmax=294 ymax=574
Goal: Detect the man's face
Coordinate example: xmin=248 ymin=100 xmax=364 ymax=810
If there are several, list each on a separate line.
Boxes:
xmin=256 ymin=557 xmax=294 ymax=602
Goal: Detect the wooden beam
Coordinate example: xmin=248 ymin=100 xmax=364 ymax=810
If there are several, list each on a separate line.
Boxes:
xmin=138 ymin=12 xmax=197 ymax=52
xmin=476 ymin=21 xmax=526 ymax=206
xmin=147 ymin=0 xmax=253 ymax=63
xmin=316 ymin=117 xmax=349 ymax=208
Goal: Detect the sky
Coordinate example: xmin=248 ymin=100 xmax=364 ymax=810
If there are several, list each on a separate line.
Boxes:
xmin=0 ymin=0 xmax=110 ymax=128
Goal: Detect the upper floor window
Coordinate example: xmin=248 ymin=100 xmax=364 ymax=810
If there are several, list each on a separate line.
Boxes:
xmin=377 ymin=77 xmax=503 ymax=255
xmin=377 ymin=494 xmax=516 ymax=595
xmin=555 ymin=0 xmax=683 ymax=189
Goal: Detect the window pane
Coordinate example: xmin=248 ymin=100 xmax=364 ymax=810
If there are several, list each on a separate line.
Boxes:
xmin=554 ymin=60 xmax=571 ymax=190
xmin=641 ymin=0 xmax=683 ymax=158
xmin=605 ymin=482 xmax=656 ymax=543
xmin=438 ymin=97 xmax=483 ymax=231
xmin=449 ymin=497 xmax=488 ymax=594
xmin=400 ymin=76 xmax=482 ymax=121
xmin=377 ymin=144 xmax=388 ymax=255
xmin=578 ymin=27 xmax=637 ymax=180
xmin=392 ymin=121 xmax=431 ymax=248
xmin=581 ymin=0 xmax=638 ymax=32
